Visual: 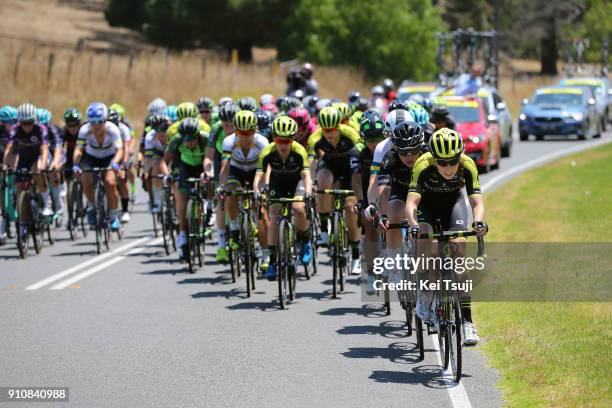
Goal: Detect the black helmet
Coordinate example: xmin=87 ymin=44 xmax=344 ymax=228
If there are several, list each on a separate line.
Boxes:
xmin=359 ymin=110 xmax=385 ymax=142
xmin=107 ymin=109 xmax=120 ymax=125
xmin=237 ymin=97 xmax=257 ymax=112
xmin=151 ymin=115 xmax=170 ymax=132
xmin=348 ymin=90 xmax=361 ymax=104
xmin=382 ymin=78 xmax=395 ymax=93
xmin=196 ymin=97 xmax=214 ymax=111
xmin=179 ymin=117 xmax=200 ymax=140
xmin=431 ymin=103 xmax=449 ymax=119
xmin=391 ymin=121 xmax=424 ymax=152
xmin=255 ymin=109 xmax=272 ymax=131
xmin=388 ymin=100 xmax=408 ymax=112
xmin=63 ymin=108 xmax=82 ymax=126
xmin=354 ymin=97 xmax=370 ymax=112
xmin=219 ymin=103 xmax=239 ymax=122
xmin=276 ymin=96 xmax=290 ymax=112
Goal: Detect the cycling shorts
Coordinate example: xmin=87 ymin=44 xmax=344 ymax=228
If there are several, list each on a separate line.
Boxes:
xmin=268 ymin=179 xmax=305 ymax=200
xmin=81 ymin=153 xmax=113 ymax=172
xmin=227 ymin=165 xmax=256 ymax=189
xmin=417 ymin=191 xmax=468 ymax=231
xmin=178 ymin=162 xmax=204 ymax=195
xmin=316 ymin=159 xmax=352 ymax=191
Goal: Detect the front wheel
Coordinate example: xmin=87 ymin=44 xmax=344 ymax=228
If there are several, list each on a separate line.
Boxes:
xmin=445 ymin=301 xmax=463 ymax=382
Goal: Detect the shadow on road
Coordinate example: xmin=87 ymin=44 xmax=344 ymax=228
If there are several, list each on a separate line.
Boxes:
xmin=191 ymin=288 xmax=246 ymax=300
xmin=318 ymin=303 xmax=387 ymax=318
xmin=342 ymin=341 xmax=423 ymax=364
xmin=177 ymin=276 xmax=232 ymax=285
xmin=370 ymin=364 xmax=462 ymax=387
xmin=337 ymin=320 xmax=408 ymax=339
xmin=226 ymin=301 xmax=282 ymax=312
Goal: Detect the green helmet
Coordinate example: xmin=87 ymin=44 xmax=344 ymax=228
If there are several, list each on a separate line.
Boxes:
xmin=318 ymin=107 xmax=341 ymax=129
xmin=272 ymin=116 xmax=298 ymax=138
xmin=429 ymin=128 xmax=464 ymax=160
xmin=63 ymin=108 xmax=82 ymax=126
xmin=109 ymin=103 xmax=126 ymax=119
xmin=233 ymin=110 xmax=258 ymax=132
xmin=177 ymin=102 xmax=198 ymax=120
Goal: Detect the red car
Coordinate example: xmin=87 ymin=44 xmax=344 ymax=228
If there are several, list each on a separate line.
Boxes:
xmin=441 ymin=97 xmax=501 ymax=173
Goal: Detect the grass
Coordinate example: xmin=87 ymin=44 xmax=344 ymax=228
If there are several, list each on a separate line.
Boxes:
xmin=474 ymin=143 xmax=612 ymax=407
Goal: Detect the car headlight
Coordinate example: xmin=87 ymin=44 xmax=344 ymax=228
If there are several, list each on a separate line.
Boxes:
xmin=519 ymin=113 xmax=527 ymax=121
xmin=468 ymin=134 xmax=484 ymax=144
xmin=570 ymin=112 xmax=584 ymax=121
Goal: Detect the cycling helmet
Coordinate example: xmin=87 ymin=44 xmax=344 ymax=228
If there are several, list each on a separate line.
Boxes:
xmin=406 ymin=101 xmax=422 ymax=112
xmin=237 ymin=96 xmax=258 ymax=112
xmin=408 ymin=94 xmax=425 ymax=106
xmin=318 ymin=107 xmax=341 ymax=129
xmin=429 ymin=128 xmax=464 ymax=160
xmin=286 ymin=97 xmax=302 ymax=110
xmin=410 ymin=106 xmax=430 ymax=127
xmin=218 ymin=96 xmax=233 ymax=106
xmin=151 ymin=115 xmax=171 ymax=132
xmin=219 ymin=103 xmax=239 ymax=122
xmin=332 ymin=102 xmax=351 ymax=120
xmin=164 ymin=105 xmax=178 ymax=122
xmin=431 ymin=103 xmax=450 ymax=119
xmin=388 ymin=100 xmax=408 ymax=112
xmin=255 ymin=109 xmax=272 ymax=131
xmin=391 ymin=121 xmax=424 ymax=152
xmin=17 ymin=103 xmax=37 ymax=123
xmin=315 ymin=98 xmax=331 ymax=112
xmin=384 ymin=109 xmax=414 ymax=134
xmin=147 ymin=97 xmax=167 ymax=115
xmin=371 ymin=85 xmax=385 ymax=97
xmin=179 ymin=117 xmax=200 ymax=141
xmin=288 ymin=107 xmax=311 ymax=128
xmin=36 ymin=108 xmax=52 ymax=125
xmin=382 ymin=78 xmax=395 ymax=93
xmin=0 ymin=106 xmax=18 ymax=124
xmin=348 ymin=90 xmax=361 ymax=104
xmin=421 ymin=98 xmax=433 ymax=113
xmin=233 ymin=110 xmax=258 ymax=132
xmin=272 ymin=116 xmax=298 ymax=138
xmin=86 ymin=102 xmax=108 ymax=124
xmin=276 ymin=96 xmax=290 ymax=112
xmin=354 ymin=97 xmax=370 ymax=112
xmin=359 ymin=110 xmax=385 ymax=142
xmin=196 ymin=97 xmax=214 ymax=111
xmin=176 ymin=102 xmax=198 ymax=120
xmin=301 ymin=62 xmax=314 ymax=79
xmin=259 ymin=94 xmax=275 ymax=106
xmin=107 ymin=109 xmax=120 ymax=125
xmin=109 ymin=103 xmax=126 ymax=119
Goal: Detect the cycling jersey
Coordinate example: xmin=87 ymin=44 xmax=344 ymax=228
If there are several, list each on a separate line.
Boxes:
xmin=143 ymin=130 xmax=167 ymax=159
xmin=222 ymin=133 xmax=269 ymax=172
xmin=0 ymin=126 xmax=9 ymax=151
xmin=166 ymin=134 xmax=207 ymax=167
xmin=46 ymin=124 xmax=63 ymax=152
xmin=258 ymin=141 xmax=308 ymax=181
xmin=377 ymin=149 xmax=414 ymax=202
xmin=8 ymin=123 xmax=48 ymax=160
xmin=77 ymin=122 xmax=123 ymax=159
xmin=370 ymin=137 xmax=393 ymax=174
xmin=167 ymin=118 xmax=211 ymax=142
xmin=408 ymin=152 xmax=481 ymax=198
xmin=349 ymin=145 xmax=373 ymax=195
xmin=117 ymin=122 xmax=133 ymax=144
xmin=307 ymin=124 xmax=361 ymax=161
xmin=207 ymin=121 xmax=226 ymax=154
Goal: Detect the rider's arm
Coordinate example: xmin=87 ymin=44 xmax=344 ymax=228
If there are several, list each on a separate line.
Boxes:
xmin=406 ymin=193 xmax=421 ymax=226
xmin=219 ymin=135 xmax=233 ymax=188
xmin=469 ymin=194 xmax=485 ymax=222
xmin=2 ymin=142 xmax=12 ymax=167
xmin=296 ymin=143 xmax=312 ymax=195
xmin=351 ymin=172 xmax=363 ymax=200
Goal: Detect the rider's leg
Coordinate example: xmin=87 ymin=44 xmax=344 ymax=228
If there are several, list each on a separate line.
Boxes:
xmin=265 ymin=204 xmax=281 ymax=279
xmin=315 ymin=169 xmax=333 ymax=243
xmin=104 ymin=170 xmax=120 ymax=223
xmin=345 ymin=195 xmax=361 ymax=274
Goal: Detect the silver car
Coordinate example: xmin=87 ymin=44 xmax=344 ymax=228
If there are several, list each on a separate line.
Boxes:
xmin=474 ymin=86 xmax=513 ymax=157
xmin=559 ymin=77 xmax=610 ymax=131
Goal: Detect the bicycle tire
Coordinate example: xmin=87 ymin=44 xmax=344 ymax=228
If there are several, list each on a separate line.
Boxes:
xmin=446 ymin=300 xmax=462 ymax=382
xmin=16 ymin=191 xmax=29 ymax=259
xmin=160 ymin=193 xmax=170 ymax=255
xmin=186 ymin=198 xmax=198 ymax=274
xmin=74 ymin=181 xmax=88 ymax=238
xmin=242 ymin=213 xmax=253 ymax=297
xmin=277 ymin=218 xmax=290 ymax=309
xmin=196 ymin=200 xmax=203 ymax=268
xmin=31 ymin=194 xmax=44 ymax=254
xmin=98 ymin=186 xmax=110 ymax=251
xmin=67 ymin=180 xmax=76 ymax=241
xmin=227 ymin=226 xmax=236 ymax=282
xmin=415 ymin=315 xmax=425 ymax=361
xmin=404 ymin=302 xmax=413 ymax=337
xmin=93 ymin=203 xmax=102 ymax=254
xmin=288 ymin=222 xmax=297 ymax=301
xmin=335 ymin=214 xmax=346 ymax=294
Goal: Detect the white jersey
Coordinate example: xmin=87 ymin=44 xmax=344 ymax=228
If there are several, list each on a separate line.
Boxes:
xmin=222 ymin=133 xmax=269 ymax=172
xmin=371 ymin=137 xmax=393 ymax=174
xmin=77 ymin=121 xmax=123 ymax=159
xmin=117 ymin=122 xmax=132 ymax=143
xmin=144 ymin=130 xmax=166 ymax=157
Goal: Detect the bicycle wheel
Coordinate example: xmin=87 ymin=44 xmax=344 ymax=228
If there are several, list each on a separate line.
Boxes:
xmin=159 ymin=193 xmax=170 ymax=255
xmin=31 ymin=194 xmax=44 ymax=254
xmin=334 ymin=214 xmax=346 ymax=294
xmin=98 ymin=188 xmax=110 ymax=251
xmin=186 ymin=198 xmax=198 ymax=274
xmin=16 ymin=191 xmax=30 ymax=259
xmin=75 ymin=181 xmax=88 ymax=238
xmin=330 ymin=214 xmax=339 ymax=299
xmin=277 ymin=219 xmax=290 ymax=309
xmin=445 ymin=301 xmax=463 ymax=382
xmin=415 ymin=315 xmax=425 ymax=361
xmin=149 ymin=187 xmax=158 ymax=237
xmin=227 ymin=226 xmax=237 ymax=283
xmin=287 ymin=222 xmax=297 ymax=301
xmin=93 ymin=202 xmax=102 ymax=255
xmin=66 ymin=180 xmax=76 ymax=241
xmin=242 ymin=213 xmax=253 ymax=297
xmin=195 ymin=200 xmax=203 ymax=268
xmin=166 ymin=191 xmax=177 ymax=251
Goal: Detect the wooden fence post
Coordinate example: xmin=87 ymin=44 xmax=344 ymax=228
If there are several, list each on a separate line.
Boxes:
xmin=127 ymin=53 xmax=135 ymax=79
xmin=66 ymin=56 xmax=73 ymax=86
xmin=47 ymin=52 xmax=55 ymax=84
xmin=13 ymin=52 xmax=21 ymax=84
xmin=106 ymin=52 xmax=113 ymax=74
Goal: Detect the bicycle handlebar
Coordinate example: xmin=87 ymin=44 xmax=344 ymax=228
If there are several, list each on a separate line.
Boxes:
xmin=315 ymin=189 xmax=354 ymax=196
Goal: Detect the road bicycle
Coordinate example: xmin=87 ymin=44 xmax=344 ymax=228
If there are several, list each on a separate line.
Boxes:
xmin=65 ymin=170 xmax=88 ymax=241
xmin=185 ymin=177 xmax=206 ymax=274
xmin=11 ymin=169 xmax=45 ymax=258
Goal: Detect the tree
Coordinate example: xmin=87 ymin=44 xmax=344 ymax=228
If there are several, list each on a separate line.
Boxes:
xmin=105 ymin=0 xmax=147 ymax=29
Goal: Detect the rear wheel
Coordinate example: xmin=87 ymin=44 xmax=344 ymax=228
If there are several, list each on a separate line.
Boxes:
xmin=16 ymin=191 xmax=30 ymax=259
xmin=186 ymin=198 xmax=200 ymax=274
xmin=278 ymin=219 xmax=290 ymax=309
xmin=242 ymin=214 xmax=254 ymax=297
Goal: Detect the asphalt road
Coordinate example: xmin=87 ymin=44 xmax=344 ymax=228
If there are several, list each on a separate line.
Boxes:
xmin=1 ymin=131 xmax=610 ymax=407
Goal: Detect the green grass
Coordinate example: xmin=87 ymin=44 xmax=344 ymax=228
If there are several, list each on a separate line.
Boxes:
xmin=473 ymin=143 xmax=612 ymax=407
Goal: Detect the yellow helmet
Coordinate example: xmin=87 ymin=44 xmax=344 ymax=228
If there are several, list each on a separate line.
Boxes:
xmin=233 ymin=110 xmax=258 ymax=131
xmin=429 ymin=128 xmax=464 ymax=159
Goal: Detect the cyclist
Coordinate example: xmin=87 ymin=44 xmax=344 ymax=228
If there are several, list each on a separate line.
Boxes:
xmin=37 ymin=108 xmax=64 ymax=221
xmin=219 ymin=110 xmax=270 ymax=270
xmin=161 ymin=118 xmax=207 ymax=261
xmin=430 ymin=103 xmax=456 ymax=130
xmin=0 ymin=106 xmax=18 ymax=243
xmin=2 ymin=104 xmax=52 ymax=230
xmin=72 ymin=102 xmax=124 ymax=231
xmin=110 ymin=103 xmax=137 ymax=209
xmin=382 ymin=78 xmax=396 ymax=101
xmin=253 ymin=116 xmax=313 ymax=280
xmin=406 ymin=128 xmax=488 ymax=346
xmin=350 ymin=110 xmax=386 ymax=289
xmin=168 ymin=102 xmax=212 ymax=140
xmin=61 ymin=108 xmax=82 ymax=230
xmin=143 ymin=115 xmax=171 ymax=212
xmin=108 ymin=108 xmax=133 ymax=223
xmin=237 ymin=97 xmax=258 ymax=113
xmin=288 ymin=107 xmax=316 ymax=148
xmin=375 ymin=122 xmax=425 ymax=283
xmin=255 ymin=109 xmax=274 ymax=141
xmin=204 ymin=103 xmax=239 ymax=262
xmin=308 ymin=106 xmax=362 ymax=275
xmin=408 ymin=104 xmax=435 ymax=146
xmin=196 ymin=97 xmax=215 ymax=126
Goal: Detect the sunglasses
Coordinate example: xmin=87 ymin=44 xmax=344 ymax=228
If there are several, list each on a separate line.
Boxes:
xmin=322 ymin=127 xmax=338 ymax=132
xmin=155 ymin=126 xmax=169 ymax=132
xmin=397 ymin=148 xmax=422 ymax=157
xmin=89 ymin=118 xmax=105 ymax=125
xmin=236 ymin=130 xmax=253 ymax=136
xmin=274 ymin=138 xmax=292 ymax=145
xmin=20 ymin=120 xmax=35 ymax=125
xmin=199 ymin=110 xmax=211 ymax=114
xmin=436 ymin=158 xmax=460 ymax=167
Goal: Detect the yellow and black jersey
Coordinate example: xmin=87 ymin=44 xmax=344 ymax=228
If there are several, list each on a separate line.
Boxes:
xmin=408 ymin=152 xmax=481 ymax=198
xmin=307 ymin=124 xmax=361 ymax=161
xmin=257 ymin=141 xmax=309 ymax=179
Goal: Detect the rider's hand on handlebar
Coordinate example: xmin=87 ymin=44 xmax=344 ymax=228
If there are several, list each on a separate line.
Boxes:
xmin=377 ymin=214 xmax=389 ymax=231
xmin=472 ymin=221 xmax=488 ymax=236
xmin=409 ymin=224 xmax=421 ymax=240
xmin=364 ymin=203 xmax=378 ymax=222
xmin=111 ymin=162 xmax=121 ymax=172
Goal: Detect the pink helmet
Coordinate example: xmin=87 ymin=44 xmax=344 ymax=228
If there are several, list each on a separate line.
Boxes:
xmin=288 ymin=107 xmax=311 ymax=129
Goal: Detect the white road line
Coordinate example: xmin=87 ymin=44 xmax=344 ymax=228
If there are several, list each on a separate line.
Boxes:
xmin=25 ymin=236 xmax=153 ymax=290
xmin=429 ymin=333 xmax=473 ymax=408
xmin=482 ymin=138 xmax=612 ymax=191
xmin=50 ymin=237 xmax=163 ymax=290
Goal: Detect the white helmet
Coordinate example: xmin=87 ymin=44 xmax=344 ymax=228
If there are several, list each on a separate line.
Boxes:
xmin=17 ymin=103 xmax=37 ymax=122
xmin=384 ymin=109 xmax=414 ymax=134
xmin=147 ymin=98 xmax=167 ymax=116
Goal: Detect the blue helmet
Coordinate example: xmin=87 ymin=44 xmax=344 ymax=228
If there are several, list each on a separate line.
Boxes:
xmin=0 ymin=105 xmax=18 ymax=125
xmin=410 ymin=106 xmax=430 ymax=127
xmin=87 ymin=102 xmax=108 ymax=124
xmin=36 ymin=108 xmax=52 ymax=125
xmin=164 ymin=105 xmax=178 ymax=122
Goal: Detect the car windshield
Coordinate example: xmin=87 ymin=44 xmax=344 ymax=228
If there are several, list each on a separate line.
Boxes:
xmin=446 ymin=106 xmax=480 ymax=123
xmin=533 ymin=93 xmax=582 ymax=106
xmin=397 ymin=91 xmax=430 ymax=101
